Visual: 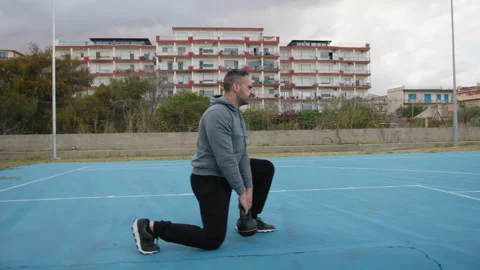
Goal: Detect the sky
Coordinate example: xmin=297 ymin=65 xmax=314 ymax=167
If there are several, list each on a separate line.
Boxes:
xmin=0 ymin=0 xmax=479 ymax=95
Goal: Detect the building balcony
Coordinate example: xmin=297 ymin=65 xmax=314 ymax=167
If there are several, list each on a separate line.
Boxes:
xmin=219 ymin=49 xmax=246 ymax=56
xmin=90 ymin=56 xmax=114 ymax=62
xmin=341 ymin=56 xmax=370 ymax=62
xmin=244 ymin=65 xmax=280 ymax=72
xmin=157 ymin=51 xmax=193 ymax=58
xmin=294 ymin=82 xmax=319 ymax=89
xmin=251 ymin=78 xmax=280 ymax=86
xmin=89 ymin=69 xmax=114 ymax=76
xmin=192 ymin=78 xmax=220 ymax=86
xmin=245 ymin=51 xmax=279 ymax=58
xmin=191 ymin=64 xmax=218 ymax=71
xmin=339 ymin=82 xmax=371 ymax=89
xmin=157 ymin=63 xmax=192 ymax=72
xmin=340 ymin=69 xmax=371 ymax=76
xmin=114 ymin=68 xmax=141 ymax=75
xmin=318 ymin=69 xmax=341 ymax=75
xmin=292 ymin=55 xmax=317 ymax=61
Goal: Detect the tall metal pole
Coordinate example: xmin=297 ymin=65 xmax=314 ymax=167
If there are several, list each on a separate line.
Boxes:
xmin=450 ymin=0 xmax=458 ymax=147
xmin=52 ymin=0 xmax=57 ymax=158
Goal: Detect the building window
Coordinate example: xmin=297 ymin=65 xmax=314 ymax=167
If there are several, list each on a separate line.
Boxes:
xmin=0 ymin=52 xmax=8 ymax=58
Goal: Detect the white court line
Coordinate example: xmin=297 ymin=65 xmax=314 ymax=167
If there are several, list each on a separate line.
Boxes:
xmin=278 ymin=165 xmax=480 ymax=176
xmin=418 ymin=185 xmax=480 ymax=202
xmin=81 ymin=153 xmax=480 ymax=169
xmin=0 ymin=166 xmax=88 ymax=193
xmin=0 ymin=184 xmax=419 ymax=203
xmin=456 ymin=190 xmax=480 ymax=193
xmin=270 ymin=153 xmax=480 ymax=163
xmin=82 ymin=165 xmax=190 ymax=171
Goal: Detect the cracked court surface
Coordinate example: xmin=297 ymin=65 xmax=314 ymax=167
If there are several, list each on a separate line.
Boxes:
xmin=0 ymin=151 xmax=479 ymax=269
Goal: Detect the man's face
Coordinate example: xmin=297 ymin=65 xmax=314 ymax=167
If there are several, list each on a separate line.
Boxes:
xmin=236 ymin=76 xmax=253 ymax=106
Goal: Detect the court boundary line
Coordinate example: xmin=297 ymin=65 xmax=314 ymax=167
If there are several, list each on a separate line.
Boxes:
xmin=0 ymin=184 xmax=420 ymax=203
xmin=417 ymin=185 xmax=480 ymax=202
xmin=278 ymin=165 xmax=480 ymax=176
xmin=79 ymin=152 xmax=480 ymax=169
xmin=0 ymin=166 xmax=89 ymax=193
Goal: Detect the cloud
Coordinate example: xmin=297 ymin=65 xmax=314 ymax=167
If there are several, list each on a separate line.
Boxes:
xmin=1 ymin=0 xmax=478 ymax=95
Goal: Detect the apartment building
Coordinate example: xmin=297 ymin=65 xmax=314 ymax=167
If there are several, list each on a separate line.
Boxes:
xmin=386 ymin=86 xmax=453 ymax=115
xmin=156 ymin=26 xmax=371 ymax=112
xmin=53 ymin=27 xmax=372 ymax=112
xmin=0 ymin=49 xmax=23 ymax=60
xmin=55 ymin=38 xmax=156 ymax=88
xmin=156 ymin=26 xmax=281 ymax=100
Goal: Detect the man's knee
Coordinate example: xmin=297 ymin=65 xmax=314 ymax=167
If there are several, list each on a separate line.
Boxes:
xmin=252 ymin=158 xmax=275 ymax=173
xmin=203 ymin=234 xmax=226 ymax=250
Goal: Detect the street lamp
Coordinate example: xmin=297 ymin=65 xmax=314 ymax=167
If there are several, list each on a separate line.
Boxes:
xmin=52 ymin=0 xmax=57 ymax=158
xmin=450 ymin=0 xmax=458 ymax=147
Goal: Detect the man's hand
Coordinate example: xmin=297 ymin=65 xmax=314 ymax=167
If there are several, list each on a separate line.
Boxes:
xmin=239 ymin=188 xmax=253 ymax=214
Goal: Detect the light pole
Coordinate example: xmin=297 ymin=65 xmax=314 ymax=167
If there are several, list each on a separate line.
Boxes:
xmin=52 ymin=0 xmax=57 ymax=158
xmin=450 ymin=0 xmax=458 ymax=147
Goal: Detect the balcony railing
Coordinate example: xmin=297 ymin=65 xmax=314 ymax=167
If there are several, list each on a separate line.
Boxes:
xmin=342 ymin=69 xmax=371 ymax=74
xmin=246 ymin=50 xmax=279 ymax=56
xmin=92 ymin=69 xmax=113 ymax=73
xmin=318 ymin=68 xmax=340 ymax=73
xmin=157 ymin=50 xmax=192 ymax=56
xmin=294 ymin=68 xmax=317 ymax=73
xmin=293 ymin=55 xmax=316 ymax=60
xmin=115 ymin=68 xmax=136 ymax=73
xmin=193 ymin=78 xmax=219 ymax=83
xmin=219 ymin=65 xmax=240 ymax=70
xmin=191 ymin=63 xmax=217 ymax=69
xmin=246 ymin=65 xmax=280 ymax=70
xmin=219 ymin=49 xmax=246 ymax=55
xmin=341 ymin=56 xmax=370 ymax=61
xmin=195 ymin=48 xmax=219 ymax=55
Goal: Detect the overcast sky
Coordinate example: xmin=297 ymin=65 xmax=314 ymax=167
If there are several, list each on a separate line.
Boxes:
xmin=1 ymin=0 xmax=479 ymax=95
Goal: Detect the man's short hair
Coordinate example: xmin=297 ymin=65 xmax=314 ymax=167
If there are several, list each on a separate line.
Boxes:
xmin=223 ymin=68 xmax=249 ymax=93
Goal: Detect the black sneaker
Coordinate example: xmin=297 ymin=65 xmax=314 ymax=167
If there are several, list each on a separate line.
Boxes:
xmin=131 ymin=219 xmax=160 ymax=255
xmin=256 ymin=217 xmax=275 ymax=233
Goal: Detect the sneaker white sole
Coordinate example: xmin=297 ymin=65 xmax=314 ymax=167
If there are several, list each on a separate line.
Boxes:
xmin=235 ymin=225 xmax=275 ymax=233
xmin=257 ymin=228 xmax=275 ymax=233
xmin=131 ymin=219 xmax=159 ymax=255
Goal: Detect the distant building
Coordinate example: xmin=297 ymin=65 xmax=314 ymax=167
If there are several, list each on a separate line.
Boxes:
xmin=457 ymin=84 xmax=480 ymax=107
xmin=386 ymin=86 xmax=453 ymax=115
xmin=0 ymin=49 xmax=23 ymax=60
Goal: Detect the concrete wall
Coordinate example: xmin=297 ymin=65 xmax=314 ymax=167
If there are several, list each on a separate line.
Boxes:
xmin=1 ymin=127 xmax=479 ymax=152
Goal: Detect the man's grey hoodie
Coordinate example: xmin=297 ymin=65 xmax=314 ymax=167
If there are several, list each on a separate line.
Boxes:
xmin=191 ymin=95 xmax=252 ymax=196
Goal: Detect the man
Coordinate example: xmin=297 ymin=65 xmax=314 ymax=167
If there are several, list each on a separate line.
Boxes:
xmin=131 ymin=68 xmax=276 ymax=254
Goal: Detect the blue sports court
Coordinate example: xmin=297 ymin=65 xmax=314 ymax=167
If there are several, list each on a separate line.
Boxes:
xmin=1 ymin=151 xmax=479 ymax=269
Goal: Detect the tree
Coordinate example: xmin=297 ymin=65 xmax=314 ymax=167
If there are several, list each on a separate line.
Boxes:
xmin=0 ymin=43 xmax=91 ymax=134
xmin=155 ymin=91 xmax=210 ymax=132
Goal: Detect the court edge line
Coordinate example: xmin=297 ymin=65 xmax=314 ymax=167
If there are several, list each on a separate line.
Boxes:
xmin=278 ymin=165 xmax=480 ymax=176
xmin=0 ymin=166 xmax=89 ymax=193
xmin=82 ymin=153 xmax=480 ymax=169
xmin=418 ymin=185 xmax=480 ymax=202
xmin=0 ymin=184 xmax=420 ymax=203
xmin=456 ymin=190 xmax=480 ymax=193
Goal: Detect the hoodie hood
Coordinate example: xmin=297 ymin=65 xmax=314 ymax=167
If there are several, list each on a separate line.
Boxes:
xmin=209 ymin=95 xmax=238 ymax=113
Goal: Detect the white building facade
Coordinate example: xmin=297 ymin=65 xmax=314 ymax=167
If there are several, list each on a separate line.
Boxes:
xmin=54 ymin=27 xmax=372 ymax=113
xmin=156 ymin=27 xmax=371 ymax=112
xmin=55 ymin=38 xmax=156 ymax=89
